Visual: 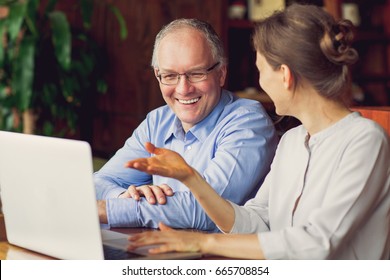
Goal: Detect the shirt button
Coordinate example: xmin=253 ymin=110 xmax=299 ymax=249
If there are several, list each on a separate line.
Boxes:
xmin=187 ymin=146 xmax=192 ymax=151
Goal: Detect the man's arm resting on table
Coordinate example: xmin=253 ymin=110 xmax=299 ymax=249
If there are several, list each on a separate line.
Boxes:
xmin=97 ymin=200 xmax=108 ymax=224
xmin=104 ymin=191 xmax=218 ymax=231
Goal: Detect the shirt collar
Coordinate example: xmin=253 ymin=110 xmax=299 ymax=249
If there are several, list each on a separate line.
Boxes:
xmin=305 ymin=111 xmax=360 ymax=147
xmin=163 ymin=89 xmax=230 ymax=143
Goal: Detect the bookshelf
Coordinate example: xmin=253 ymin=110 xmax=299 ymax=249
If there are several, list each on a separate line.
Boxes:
xmin=225 ymin=0 xmax=390 ymax=106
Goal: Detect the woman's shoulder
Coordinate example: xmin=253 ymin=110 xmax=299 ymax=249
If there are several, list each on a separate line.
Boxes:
xmin=279 ymin=112 xmax=389 ymax=144
xmin=331 ymin=113 xmax=390 ymax=154
xmin=350 ymin=113 xmax=389 ymax=140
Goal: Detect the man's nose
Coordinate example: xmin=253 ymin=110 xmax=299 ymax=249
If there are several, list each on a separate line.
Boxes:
xmin=175 ymin=74 xmax=193 ymax=94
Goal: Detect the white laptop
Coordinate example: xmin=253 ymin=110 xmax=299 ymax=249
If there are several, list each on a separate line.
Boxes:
xmin=0 ymin=131 xmax=202 ymax=260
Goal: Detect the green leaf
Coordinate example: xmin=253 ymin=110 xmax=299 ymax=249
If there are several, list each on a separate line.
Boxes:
xmin=0 ymin=105 xmax=14 ymax=131
xmin=49 ymin=11 xmax=71 ymax=70
xmin=5 ymin=111 xmax=15 ymax=131
xmin=12 ymin=36 xmax=35 ymax=111
xmin=80 ymin=52 xmax=94 ymax=75
xmin=66 ymin=108 xmax=77 ymax=129
xmin=43 ymin=120 xmax=54 ymax=136
xmin=25 ymin=0 xmax=40 ymax=37
xmin=80 ymin=0 xmax=94 ymax=29
xmin=0 ymin=83 xmax=6 ymax=99
xmin=61 ymin=75 xmax=79 ymax=102
xmin=0 ymin=1 xmax=19 ymax=5
xmin=42 ymin=83 xmax=57 ymax=105
xmin=7 ymin=0 xmax=27 ymax=44
xmin=0 ymin=20 xmax=5 ymax=67
xmin=44 ymin=0 xmax=58 ymax=15
xmin=97 ymin=79 xmax=107 ymax=93
xmin=108 ymin=5 xmax=127 ymax=40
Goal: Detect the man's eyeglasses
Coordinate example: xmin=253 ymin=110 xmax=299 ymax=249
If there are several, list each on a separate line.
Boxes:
xmin=157 ymin=62 xmax=220 ymax=86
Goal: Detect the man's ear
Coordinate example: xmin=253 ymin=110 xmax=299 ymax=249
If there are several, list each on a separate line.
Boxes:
xmin=280 ymin=64 xmax=293 ymax=89
xmin=219 ymin=64 xmax=227 ymax=87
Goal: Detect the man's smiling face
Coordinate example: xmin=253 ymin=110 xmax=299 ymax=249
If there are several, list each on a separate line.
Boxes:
xmin=155 ymin=27 xmax=226 ymax=132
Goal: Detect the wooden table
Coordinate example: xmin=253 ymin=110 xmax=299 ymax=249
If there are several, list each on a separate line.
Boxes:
xmin=0 ymin=214 xmax=223 ymax=260
xmin=0 ymin=227 xmax=147 ymax=260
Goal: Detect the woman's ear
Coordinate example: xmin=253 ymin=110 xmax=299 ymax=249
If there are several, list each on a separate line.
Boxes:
xmin=280 ymin=64 xmax=293 ymax=89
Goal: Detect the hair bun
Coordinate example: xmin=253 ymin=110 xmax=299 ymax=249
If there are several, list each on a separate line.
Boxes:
xmin=329 ymin=20 xmax=359 ymax=65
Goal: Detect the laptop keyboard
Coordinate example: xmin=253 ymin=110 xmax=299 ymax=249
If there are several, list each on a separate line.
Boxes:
xmin=103 ymin=245 xmax=144 ymax=260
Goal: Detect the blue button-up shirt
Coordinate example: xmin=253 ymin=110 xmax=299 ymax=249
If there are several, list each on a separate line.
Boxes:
xmin=94 ymin=90 xmax=278 ymax=232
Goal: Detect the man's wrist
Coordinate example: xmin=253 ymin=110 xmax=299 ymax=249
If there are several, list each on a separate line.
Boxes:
xmin=97 ymin=200 xmax=108 ymax=224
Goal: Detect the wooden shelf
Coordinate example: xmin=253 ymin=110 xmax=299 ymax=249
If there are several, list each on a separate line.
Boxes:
xmin=225 ymin=1 xmax=390 ymax=106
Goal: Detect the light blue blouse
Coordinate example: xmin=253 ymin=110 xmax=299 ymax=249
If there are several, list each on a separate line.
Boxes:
xmin=94 ymin=90 xmax=278 ymax=231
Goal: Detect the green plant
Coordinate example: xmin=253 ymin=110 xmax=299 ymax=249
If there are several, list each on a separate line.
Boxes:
xmin=0 ymin=0 xmax=127 ymax=136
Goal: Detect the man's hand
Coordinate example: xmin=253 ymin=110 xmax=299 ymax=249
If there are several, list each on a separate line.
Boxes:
xmin=118 ymin=184 xmax=174 ymax=204
xmin=97 ymin=200 xmax=108 ymax=224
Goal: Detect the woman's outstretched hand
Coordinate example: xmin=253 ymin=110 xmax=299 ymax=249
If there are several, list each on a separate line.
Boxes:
xmin=125 ymin=142 xmax=195 ymax=182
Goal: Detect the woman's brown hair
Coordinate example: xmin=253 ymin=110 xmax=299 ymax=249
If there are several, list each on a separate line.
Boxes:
xmin=253 ymin=4 xmax=359 ymax=100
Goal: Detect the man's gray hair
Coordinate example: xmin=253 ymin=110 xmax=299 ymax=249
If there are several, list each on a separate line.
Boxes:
xmin=151 ymin=18 xmax=227 ymax=68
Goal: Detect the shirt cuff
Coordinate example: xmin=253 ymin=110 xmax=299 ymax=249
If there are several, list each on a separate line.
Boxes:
xmin=229 ymin=201 xmax=269 ymax=234
xmin=94 ymin=176 xmax=126 ymax=199
xmin=106 ymin=198 xmax=139 ymax=227
xmin=258 ymin=231 xmax=286 ymax=260
xmin=215 ymin=201 xmax=236 ymax=233
xmin=107 ymin=188 xmax=127 ymax=198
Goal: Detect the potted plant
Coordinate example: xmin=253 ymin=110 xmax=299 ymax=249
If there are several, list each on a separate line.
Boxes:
xmin=0 ymin=0 xmax=127 ymax=137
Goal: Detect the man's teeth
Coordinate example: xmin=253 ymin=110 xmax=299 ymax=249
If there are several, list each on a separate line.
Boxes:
xmin=178 ymin=98 xmax=200 ymax=104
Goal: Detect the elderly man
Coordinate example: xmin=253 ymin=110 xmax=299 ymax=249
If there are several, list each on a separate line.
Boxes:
xmin=94 ymin=18 xmax=278 ymax=232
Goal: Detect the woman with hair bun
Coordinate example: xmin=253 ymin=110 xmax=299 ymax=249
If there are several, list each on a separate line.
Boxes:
xmin=125 ymin=4 xmax=390 ymax=259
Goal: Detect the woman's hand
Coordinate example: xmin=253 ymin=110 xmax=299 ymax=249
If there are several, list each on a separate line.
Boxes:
xmin=128 ymin=222 xmax=205 ymax=254
xmin=125 ymin=142 xmax=195 ymax=182
xmin=118 ymin=184 xmax=173 ymax=204
xmin=127 ymin=222 xmax=265 ymax=259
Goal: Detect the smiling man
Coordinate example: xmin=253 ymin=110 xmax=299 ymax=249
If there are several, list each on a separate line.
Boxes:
xmin=94 ymin=18 xmax=278 ymax=232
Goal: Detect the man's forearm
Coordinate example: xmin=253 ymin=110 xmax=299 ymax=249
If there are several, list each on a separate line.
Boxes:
xmin=97 ymin=200 xmax=108 ymax=224
xmin=105 ymin=192 xmax=217 ymax=230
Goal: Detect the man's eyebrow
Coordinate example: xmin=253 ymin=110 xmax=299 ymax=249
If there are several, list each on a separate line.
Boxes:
xmin=158 ymin=65 xmax=209 ymax=73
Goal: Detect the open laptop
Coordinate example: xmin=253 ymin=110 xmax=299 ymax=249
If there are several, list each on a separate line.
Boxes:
xmin=0 ymin=131 xmax=202 ymax=260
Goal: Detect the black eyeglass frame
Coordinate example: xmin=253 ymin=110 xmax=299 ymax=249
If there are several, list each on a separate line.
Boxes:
xmin=156 ymin=62 xmax=220 ymax=85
